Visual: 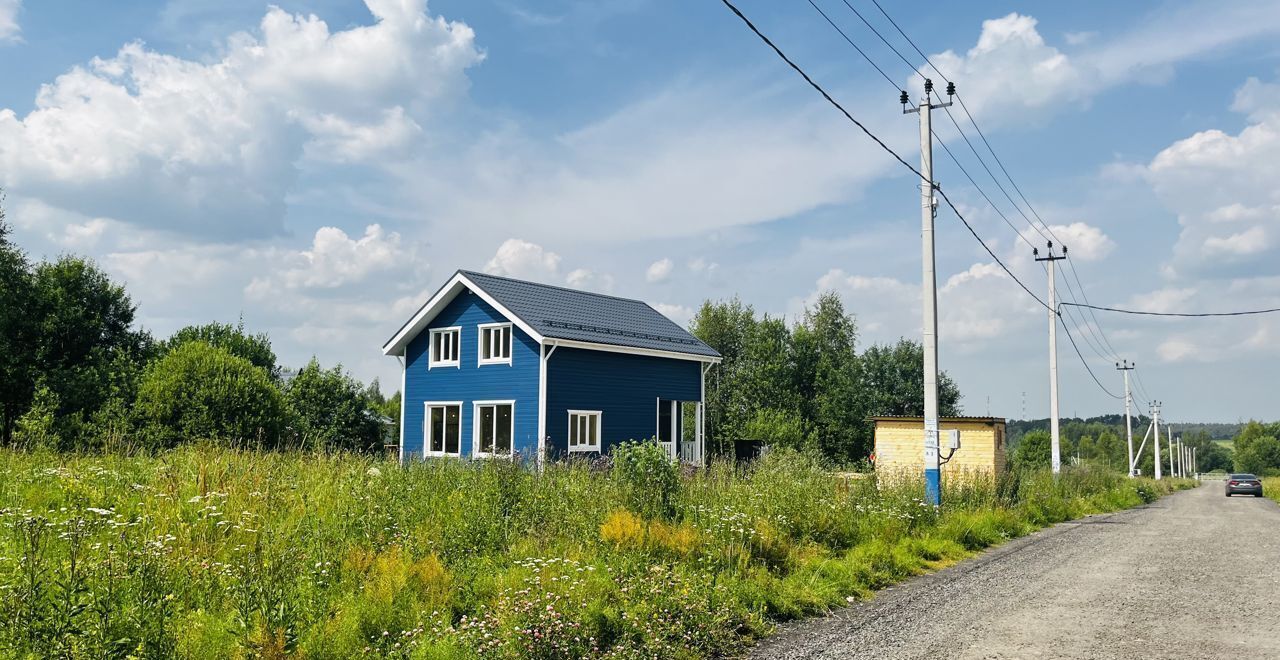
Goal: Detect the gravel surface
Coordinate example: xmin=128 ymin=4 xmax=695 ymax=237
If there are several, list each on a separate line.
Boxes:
xmin=750 ymin=483 xmax=1280 ymax=659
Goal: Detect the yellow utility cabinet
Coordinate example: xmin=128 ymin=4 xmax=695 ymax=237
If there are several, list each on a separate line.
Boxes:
xmin=871 ymin=416 xmax=1007 ymax=476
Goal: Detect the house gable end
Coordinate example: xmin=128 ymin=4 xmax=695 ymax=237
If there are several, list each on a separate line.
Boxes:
xmin=383 ymin=272 xmax=544 ymax=356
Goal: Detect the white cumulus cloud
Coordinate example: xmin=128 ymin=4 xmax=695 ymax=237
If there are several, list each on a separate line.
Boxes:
xmin=1146 ymin=76 xmax=1280 ymax=275
xmin=246 ymin=224 xmax=410 ymax=296
xmin=0 ymin=0 xmax=19 ymax=43
xmin=646 ymin=258 xmax=673 ymax=283
xmin=485 ymin=238 xmax=561 ymax=281
xmin=0 ymin=0 xmax=481 ymax=239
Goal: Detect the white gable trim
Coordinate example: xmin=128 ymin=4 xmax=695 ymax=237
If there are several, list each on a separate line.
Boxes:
xmin=546 ymin=338 xmax=721 ymax=364
xmin=382 ymin=272 xmax=545 ymax=356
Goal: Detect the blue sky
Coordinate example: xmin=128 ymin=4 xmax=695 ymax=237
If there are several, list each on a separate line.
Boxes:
xmin=3 ymin=0 xmax=1280 ymax=422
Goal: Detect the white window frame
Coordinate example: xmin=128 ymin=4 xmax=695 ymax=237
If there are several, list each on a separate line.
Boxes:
xmin=423 ymin=401 xmax=463 ymax=457
xmin=477 ymin=322 xmax=513 ymax=366
xmin=473 ymin=400 xmax=516 ymax=459
xmin=568 ymin=410 xmax=602 ymax=453
xmin=428 ymin=327 xmax=461 ymax=369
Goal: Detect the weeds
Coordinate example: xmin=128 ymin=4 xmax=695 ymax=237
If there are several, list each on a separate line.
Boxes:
xmin=0 ymin=447 xmax=1191 ymax=658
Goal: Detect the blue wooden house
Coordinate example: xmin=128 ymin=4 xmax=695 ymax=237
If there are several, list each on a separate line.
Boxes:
xmin=382 ymin=270 xmax=721 ymax=465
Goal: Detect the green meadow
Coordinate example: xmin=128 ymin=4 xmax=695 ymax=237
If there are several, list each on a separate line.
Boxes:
xmin=0 ymin=444 xmax=1191 ymax=659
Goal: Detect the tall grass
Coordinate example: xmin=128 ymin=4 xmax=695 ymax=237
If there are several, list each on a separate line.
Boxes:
xmin=0 ymin=445 xmax=1192 ymax=658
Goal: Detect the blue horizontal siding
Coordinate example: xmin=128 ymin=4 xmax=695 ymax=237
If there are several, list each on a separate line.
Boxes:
xmin=545 ymin=347 xmax=701 ymax=457
xmin=403 ymin=288 xmax=540 ymax=460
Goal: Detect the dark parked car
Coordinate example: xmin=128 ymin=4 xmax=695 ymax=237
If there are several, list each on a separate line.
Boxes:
xmin=1225 ymin=473 xmax=1263 ymax=497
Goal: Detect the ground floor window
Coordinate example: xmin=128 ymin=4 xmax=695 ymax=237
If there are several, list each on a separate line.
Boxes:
xmin=475 ymin=401 xmax=514 ymax=457
xmin=425 ymin=402 xmax=461 ymax=456
xmin=568 ymin=410 xmax=601 ymax=452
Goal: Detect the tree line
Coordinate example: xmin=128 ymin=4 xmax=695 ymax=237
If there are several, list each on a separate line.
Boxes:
xmin=1009 ymin=417 xmax=1235 ymax=475
xmin=689 ymin=294 xmax=961 ymax=466
xmin=0 ymin=205 xmax=397 ymax=452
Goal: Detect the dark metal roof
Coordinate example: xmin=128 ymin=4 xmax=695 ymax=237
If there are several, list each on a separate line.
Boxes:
xmin=458 ymin=270 xmax=720 ymax=359
xmin=869 ymin=416 xmax=1006 ymax=424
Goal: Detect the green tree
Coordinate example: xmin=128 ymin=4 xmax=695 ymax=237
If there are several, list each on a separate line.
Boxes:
xmin=12 ymin=382 xmax=59 ymax=450
xmin=0 ymin=198 xmax=40 ymax=444
xmin=1183 ymin=430 xmax=1232 ymax=473
xmin=859 ymin=339 xmax=961 ymax=418
xmin=741 ymin=408 xmax=816 ymax=453
xmin=32 ymin=256 xmax=152 ymax=444
xmin=1234 ymin=421 xmax=1280 ymax=475
xmin=163 ymin=320 xmax=277 ymax=376
xmin=134 ymin=341 xmax=288 ymax=449
xmin=286 ymin=358 xmax=383 ymax=451
xmin=1013 ymin=429 xmax=1052 ymax=471
xmin=690 ymin=297 xmax=760 ymax=456
xmin=791 ymin=293 xmax=864 ymax=463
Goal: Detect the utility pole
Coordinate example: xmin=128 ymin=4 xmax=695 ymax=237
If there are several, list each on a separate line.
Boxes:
xmin=1167 ymin=425 xmax=1175 ymax=478
xmin=903 ymin=79 xmax=954 ymax=506
xmin=1035 ymin=242 xmax=1067 ymax=474
xmin=1117 ymin=360 xmax=1135 ymax=477
xmin=1152 ymin=401 xmax=1163 ymax=480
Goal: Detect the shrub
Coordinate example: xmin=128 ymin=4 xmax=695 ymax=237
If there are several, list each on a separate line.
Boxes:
xmin=133 ymin=341 xmax=289 ymax=449
xmin=600 ymin=509 xmax=645 ymax=548
xmin=611 ymin=441 xmax=679 ymax=520
xmin=742 ymin=408 xmax=816 ymax=452
xmin=285 ymin=358 xmax=383 ymax=451
xmin=12 ymin=382 xmax=59 ymax=450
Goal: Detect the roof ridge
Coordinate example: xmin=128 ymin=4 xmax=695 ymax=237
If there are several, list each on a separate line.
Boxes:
xmin=458 ymin=269 xmax=656 ymax=306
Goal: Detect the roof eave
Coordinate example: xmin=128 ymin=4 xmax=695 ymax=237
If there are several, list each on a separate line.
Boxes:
xmin=382 ymin=271 xmax=546 ymax=356
xmin=544 ymin=337 xmax=722 ymax=364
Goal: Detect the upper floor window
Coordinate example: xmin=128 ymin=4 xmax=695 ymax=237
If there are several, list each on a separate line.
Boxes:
xmin=478 ymin=323 xmax=512 ymax=365
xmin=430 ymin=327 xmax=460 ymax=367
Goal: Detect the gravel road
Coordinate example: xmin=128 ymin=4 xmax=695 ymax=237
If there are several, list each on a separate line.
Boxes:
xmin=750 ymin=483 xmax=1280 ymax=659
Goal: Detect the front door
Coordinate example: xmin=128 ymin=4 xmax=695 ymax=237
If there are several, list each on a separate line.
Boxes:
xmin=657 ymin=399 xmax=677 ymax=460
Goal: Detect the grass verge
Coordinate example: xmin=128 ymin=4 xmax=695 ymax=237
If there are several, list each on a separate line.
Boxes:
xmin=0 ymin=445 xmax=1194 ymax=658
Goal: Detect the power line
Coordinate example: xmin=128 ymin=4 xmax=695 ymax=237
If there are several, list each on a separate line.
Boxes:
xmin=719 ymin=0 xmax=1052 ymax=313
xmin=869 ymin=0 xmax=948 ymax=82
xmin=1132 ymin=369 xmax=1154 ymax=407
xmin=729 ymin=0 xmax=1130 ymax=405
xmin=1059 ymin=315 xmax=1123 ymax=400
xmin=824 ymin=1 xmax=1124 ymax=372
xmin=1060 ymin=302 xmax=1115 ymax=363
xmin=862 ymin=0 xmax=1129 ymax=365
xmin=1060 ymin=301 xmax=1280 ymax=317
xmin=805 ymin=0 xmax=901 ymax=91
xmin=932 ymin=131 xmax=1036 ymax=250
xmin=835 ymin=0 xmax=921 ymax=78
xmin=1065 ymin=256 xmax=1123 ymax=358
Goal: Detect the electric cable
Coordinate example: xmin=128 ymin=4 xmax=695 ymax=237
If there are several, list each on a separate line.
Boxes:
xmin=862 ymin=0 xmax=1135 ymax=364
xmin=720 ymin=0 xmax=1052 ymax=313
xmin=728 ymin=0 xmax=1132 ymax=404
xmin=1058 ymin=313 xmax=1124 ymax=400
xmin=805 ymin=0 xmax=902 ymax=92
xmin=1060 ymin=301 xmax=1280 ymax=317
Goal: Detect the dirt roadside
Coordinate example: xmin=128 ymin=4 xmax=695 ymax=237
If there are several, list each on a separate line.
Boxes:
xmin=750 ymin=483 xmax=1280 ymax=659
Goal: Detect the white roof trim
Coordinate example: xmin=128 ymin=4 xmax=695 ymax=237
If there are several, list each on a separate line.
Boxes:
xmin=382 ymin=272 xmax=545 ymax=356
xmin=547 ymin=338 xmax=722 ymax=364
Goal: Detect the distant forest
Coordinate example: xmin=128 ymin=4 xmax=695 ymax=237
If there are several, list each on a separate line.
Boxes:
xmin=1007 ymin=416 xmax=1242 ymax=446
